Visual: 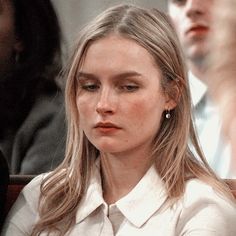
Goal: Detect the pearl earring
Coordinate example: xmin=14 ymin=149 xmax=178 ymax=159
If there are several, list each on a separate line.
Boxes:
xmin=165 ymin=110 xmax=171 ymax=119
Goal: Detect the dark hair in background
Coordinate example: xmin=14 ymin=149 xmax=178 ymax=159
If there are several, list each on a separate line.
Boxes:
xmin=0 ymin=0 xmax=62 ymax=137
xmin=12 ymin=0 xmax=62 ymax=79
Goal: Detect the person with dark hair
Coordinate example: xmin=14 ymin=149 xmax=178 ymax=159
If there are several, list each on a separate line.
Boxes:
xmin=0 ymin=0 xmax=66 ymax=174
xmin=0 ymin=150 xmax=9 ymax=230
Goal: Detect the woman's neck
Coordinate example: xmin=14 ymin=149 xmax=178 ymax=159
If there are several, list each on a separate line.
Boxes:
xmin=100 ymin=147 xmax=152 ymax=205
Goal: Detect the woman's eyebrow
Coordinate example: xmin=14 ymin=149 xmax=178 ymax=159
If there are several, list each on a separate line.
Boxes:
xmin=77 ymin=71 xmax=142 ymax=80
xmin=113 ymin=71 xmax=142 ymax=80
xmin=77 ymin=72 xmax=98 ymax=80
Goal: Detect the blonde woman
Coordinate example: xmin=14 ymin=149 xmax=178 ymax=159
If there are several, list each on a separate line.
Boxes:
xmin=2 ymin=4 xmax=236 ymax=236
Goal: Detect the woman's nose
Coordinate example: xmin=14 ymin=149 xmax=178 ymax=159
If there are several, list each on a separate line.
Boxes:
xmin=96 ymin=88 xmax=116 ymax=115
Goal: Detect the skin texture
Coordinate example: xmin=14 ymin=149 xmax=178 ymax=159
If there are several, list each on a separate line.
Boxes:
xmin=168 ymin=0 xmax=213 ymax=77
xmin=0 ymin=0 xmax=22 ymax=78
xmin=76 ymin=35 xmax=175 ymax=203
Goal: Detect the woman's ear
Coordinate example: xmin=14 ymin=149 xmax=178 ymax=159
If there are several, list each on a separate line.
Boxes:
xmin=165 ymin=97 xmax=177 ymax=110
xmin=164 ymin=82 xmax=180 ymax=110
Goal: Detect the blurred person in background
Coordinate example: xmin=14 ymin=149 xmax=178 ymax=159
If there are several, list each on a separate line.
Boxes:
xmin=168 ymin=0 xmax=234 ymax=178
xmin=0 ymin=0 xmax=66 ymax=174
xmin=206 ymin=0 xmax=236 ymax=171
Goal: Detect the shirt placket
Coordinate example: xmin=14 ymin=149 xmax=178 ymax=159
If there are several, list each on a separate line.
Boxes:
xmin=100 ymin=214 xmax=114 ymax=236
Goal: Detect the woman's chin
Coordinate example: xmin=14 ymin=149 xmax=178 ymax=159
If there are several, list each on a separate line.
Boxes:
xmin=93 ymin=141 xmax=122 ymax=154
xmin=96 ymin=146 xmax=119 ymax=154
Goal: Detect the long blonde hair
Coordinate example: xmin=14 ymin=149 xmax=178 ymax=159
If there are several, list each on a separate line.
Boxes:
xmin=32 ymin=4 xmax=232 ymax=235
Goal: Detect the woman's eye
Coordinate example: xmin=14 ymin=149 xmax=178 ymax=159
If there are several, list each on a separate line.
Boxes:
xmin=81 ymin=83 xmax=99 ymax=92
xmin=120 ymin=84 xmax=139 ymax=92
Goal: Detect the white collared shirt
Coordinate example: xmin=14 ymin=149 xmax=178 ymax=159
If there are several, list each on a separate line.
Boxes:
xmin=189 ymin=72 xmax=233 ymax=178
xmin=2 ymin=162 xmax=236 ymax=236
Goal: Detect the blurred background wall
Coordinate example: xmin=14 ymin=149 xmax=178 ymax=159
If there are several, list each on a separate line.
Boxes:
xmin=51 ymin=0 xmax=167 ymax=53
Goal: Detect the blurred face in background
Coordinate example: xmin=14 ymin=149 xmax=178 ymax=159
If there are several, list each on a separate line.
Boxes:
xmin=0 ymin=0 xmax=21 ymax=78
xmin=168 ymin=0 xmax=214 ymax=64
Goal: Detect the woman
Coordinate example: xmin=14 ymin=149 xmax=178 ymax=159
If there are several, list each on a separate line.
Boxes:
xmin=0 ymin=0 xmax=66 ymax=174
xmin=2 ymin=4 xmax=236 ymax=235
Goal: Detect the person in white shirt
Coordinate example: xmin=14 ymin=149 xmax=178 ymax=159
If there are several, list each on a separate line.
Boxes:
xmin=2 ymin=4 xmax=236 ymax=236
xmin=167 ymin=0 xmax=234 ymax=178
xmin=206 ymin=0 xmax=236 ymax=171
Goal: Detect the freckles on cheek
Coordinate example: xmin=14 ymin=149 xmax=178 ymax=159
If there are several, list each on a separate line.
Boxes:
xmin=129 ymin=95 xmax=163 ymax=127
xmin=76 ymin=98 xmax=90 ymax=119
xmin=130 ymin=101 xmax=146 ymax=114
xmin=130 ymin=96 xmax=157 ymax=115
xmin=129 ymin=101 xmax=147 ymax=126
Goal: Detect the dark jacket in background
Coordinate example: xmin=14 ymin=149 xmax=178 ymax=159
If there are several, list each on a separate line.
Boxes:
xmin=0 ymin=84 xmax=66 ymax=175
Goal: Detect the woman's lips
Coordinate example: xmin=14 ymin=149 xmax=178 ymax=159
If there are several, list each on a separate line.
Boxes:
xmin=94 ymin=122 xmax=121 ymax=133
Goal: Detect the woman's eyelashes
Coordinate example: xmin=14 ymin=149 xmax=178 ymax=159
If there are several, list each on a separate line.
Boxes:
xmin=81 ymin=82 xmax=100 ymax=92
xmin=118 ymin=84 xmax=139 ymax=92
xmin=78 ymin=79 xmax=140 ymax=93
xmin=76 ymin=77 xmax=99 ymax=92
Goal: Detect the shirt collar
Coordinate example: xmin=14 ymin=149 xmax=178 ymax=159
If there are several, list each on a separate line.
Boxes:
xmin=188 ymin=71 xmax=207 ymax=106
xmin=76 ymin=160 xmax=167 ymax=228
xmin=115 ymin=165 xmax=167 ymax=227
xmin=75 ymin=160 xmax=105 ymax=223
